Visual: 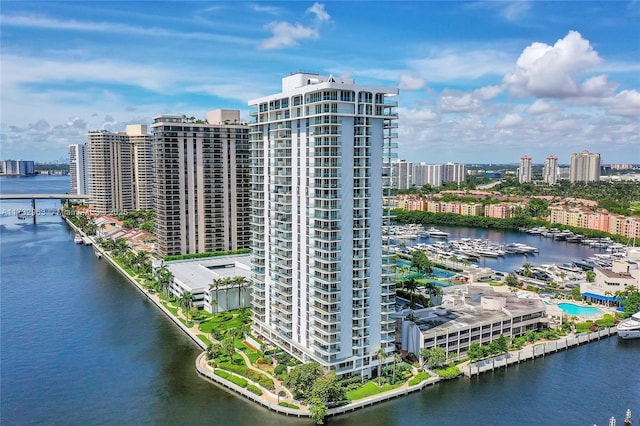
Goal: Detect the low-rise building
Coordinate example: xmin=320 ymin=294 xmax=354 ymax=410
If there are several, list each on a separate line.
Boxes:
xmin=397 ymin=286 xmax=547 ymax=359
xmin=581 ymin=249 xmax=640 ymax=306
xmin=155 ymin=254 xmax=252 ymax=313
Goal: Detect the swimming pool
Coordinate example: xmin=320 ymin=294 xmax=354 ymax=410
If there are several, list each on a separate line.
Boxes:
xmin=557 ymin=303 xmax=602 ymax=316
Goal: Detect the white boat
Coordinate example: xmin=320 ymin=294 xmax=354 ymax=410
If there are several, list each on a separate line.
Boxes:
xmin=426 ymin=227 xmax=449 ymax=238
xmin=74 ymin=234 xmax=83 ymax=244
xmin=617 ymin=311 xmax=640 ymax=340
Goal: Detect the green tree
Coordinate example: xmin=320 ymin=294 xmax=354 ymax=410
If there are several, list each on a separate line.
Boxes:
xmin=309 ymin=397 xmax=328 ymax=424
xmin=522 ymin=263 xmax=533 ymax=278
xmin=424 ymin=346 xmax=446 ymax=369
xmin=403 ymin=278 xmax=419 ymax=309
xmin=489 ymin=335 xmax=509 ymax=355
xmin=619 ymin=288 xmax=640 ymax=318
xmin=571 ymin=286 xmax=582 ymax=301
xmin=232 ymin=275 xmax=248 ymax=308
xmin=376 ymin=347 xmax=387 ymax=386
xmin=221 ymin=338 xmax=235 ymax=360
xmin=585 ymin=270 xmax=596 ymax=283
xmin=467 ymin=342 xmax=484 ymax=361
xmin=309 ymin=371 xmax=345 ymax=404
xmin=283 ymin=362 xmax=323 ymax=400
xmin=411 ymin=249 xmax=433 ymax=274
xmin=505 ymin=273 xmax=520 ymax=288
xmin=392 ymin=353 xmax=402 ymax=384
xmin=178 ymin=291 xmax=195 ymax=322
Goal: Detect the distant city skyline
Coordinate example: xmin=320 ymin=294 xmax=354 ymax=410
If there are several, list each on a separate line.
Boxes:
xmin=1 ymin=2 xmax=638 ymax=163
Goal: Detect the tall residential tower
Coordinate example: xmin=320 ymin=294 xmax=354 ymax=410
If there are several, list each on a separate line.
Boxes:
xmin=518 ymin=155 xmax=533 ymax=183
xmin=543 ymin=155 xmax=558 ymax=185
xmin=248 ymin=73 xmax=398 ymax=377
xmin=151 ymin=110 xmax=250 ymax=257
xmin=570 ymin=150 xmax=601 ymax=183
xmin=69 ymin=144 xmax=89 ymax=195
xmin=86 ymin=125 xmax=154 ymax=214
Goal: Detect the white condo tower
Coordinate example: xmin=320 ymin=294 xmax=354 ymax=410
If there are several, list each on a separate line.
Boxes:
xmin=248 ymin=73 xmax=399 ymax=377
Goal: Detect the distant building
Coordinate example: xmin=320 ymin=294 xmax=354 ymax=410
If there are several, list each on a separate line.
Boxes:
xmin=1 ymin=160 xmax=35 ymax=176
xmin=86 ymin=125 xmax=154 ymax=214
xmin=392 ymin=161 xmax=443 ymax=189
xmin=151 ymin=110 xmax=250 ymax=257
xmin=443 ymin=162 xmax=466 ymax=185
xmin=570 ymin=150 xmax=601 ymax=183
xmin=69 ymin=144 xmax=89 ymax=195
xmin=542 ymin=155 xmax=558 ymax=185
xmin=518 ymin=155 xmax=532 ymax=183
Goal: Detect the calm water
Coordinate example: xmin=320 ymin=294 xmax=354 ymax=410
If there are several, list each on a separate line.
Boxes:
xmin=1 ymin=176 xmax=638 ymax=426
xmin=404 ymin=224 xmax=606 ymax=273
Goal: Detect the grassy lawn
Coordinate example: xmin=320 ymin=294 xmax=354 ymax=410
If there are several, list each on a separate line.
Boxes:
xmin=346 ymin=381 xmax=403 ymax=401
xmin=630 ymin=201 xmax=640 ymax=215
xmin=197 ymin=334 xmax=212 ymax=346
xmin=162 ymin=303 xmax=178 ymax=316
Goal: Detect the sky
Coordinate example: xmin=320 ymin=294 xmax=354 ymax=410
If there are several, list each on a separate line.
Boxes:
xmin=1 ymin=1 xmax=639 ymax=165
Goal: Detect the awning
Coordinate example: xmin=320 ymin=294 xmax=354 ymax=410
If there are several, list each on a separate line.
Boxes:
xmin=582 ymin=292 xmax=622 ymax=302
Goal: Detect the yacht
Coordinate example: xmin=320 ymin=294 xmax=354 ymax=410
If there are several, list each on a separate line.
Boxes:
xmin=74 ymin=234 xmax=83 ymax=244
xmin=617 ymin=312 xmax=640 ymax=340
xmin=426 ymin=227 xmax=449 ymax=238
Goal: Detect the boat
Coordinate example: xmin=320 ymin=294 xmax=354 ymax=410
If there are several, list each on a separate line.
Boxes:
xmin=426 ymin=227 xmax=449 ymax=238
xmin=617 ymin=311 xmax=640 ymax=340
xmin=74 ymin=234 xmax=83 ymax=244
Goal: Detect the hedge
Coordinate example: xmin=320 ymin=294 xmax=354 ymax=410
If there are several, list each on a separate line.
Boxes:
xmin=408 ymin=372 xmax=430 ymax=386
xmin=435 ymin=366 xmax=461 ymax=380
xmin=215 ymin=370 xmax=248 ymax=388
xmin=246 ymin=384 xmax=263 ymax=396
xmin=278 ymin=402 xmax=299 ymax=409
xmin=218 ymin=362 xmax=276 ymax=391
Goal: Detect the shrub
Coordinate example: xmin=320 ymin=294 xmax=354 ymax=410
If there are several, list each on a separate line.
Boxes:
xmin=435 ymin=366 xmax=461 ymax=380
xmin=215 ymin=370 xmax=248 ymax=388
xmin=278 ymin=402 xmax=299 ymax=409
xmin=246 ymin=384 xmax=263 ymax=396
xmin=274 ymin=364 xmax=287 ymax=376
xmin=408 ymin=372 xmax=430 ymax=386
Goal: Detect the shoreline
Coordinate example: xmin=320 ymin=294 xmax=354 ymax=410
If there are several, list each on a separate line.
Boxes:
xmin=63 ymin=217 xmax=623 ymax=419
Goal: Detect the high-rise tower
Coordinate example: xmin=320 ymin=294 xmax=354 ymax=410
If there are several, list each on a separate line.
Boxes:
xmin=543 ymin=155 xmax=558 ymax=185
xmin=248 ymin=73 xmax=398 ymax=377
xmin=519 ymin=155 xmax=533 ymax=183
xmin=151 ymin=110 xmax=250 ymax=257
xmin=69 ymin=144 xmax=89 ymax=195
xmin=570 ymin=150 xmax=601 ymax=183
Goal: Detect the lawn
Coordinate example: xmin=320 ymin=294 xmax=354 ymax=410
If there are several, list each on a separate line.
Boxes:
xmin=345 ymin=381 xmax=403 ymax=401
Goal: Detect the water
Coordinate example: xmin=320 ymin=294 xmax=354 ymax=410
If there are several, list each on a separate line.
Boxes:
xmin=557 ymin=303 xmax=603 ymax=316
xmin=1 ymin=176 xmax=638 ymax=425
xmin=403 ymin=224 xmax=605 ymax=273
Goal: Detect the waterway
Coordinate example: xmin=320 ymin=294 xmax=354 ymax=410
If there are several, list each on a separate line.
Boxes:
xmin=1 ymin=176 xmax=638 ymax=425
xmin=401 ymin=224 xmax=606 ymax=273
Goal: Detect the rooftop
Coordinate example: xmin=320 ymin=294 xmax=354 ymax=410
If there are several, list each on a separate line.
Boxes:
xmin=164 ymin=254 xmax=251 ymax=293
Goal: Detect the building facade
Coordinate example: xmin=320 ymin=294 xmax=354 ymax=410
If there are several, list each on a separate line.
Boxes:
xmin=69 ymin=144 xmax=89 ymax=195
xmin=543 ymin=155 xmax=558 ymax=185
xmin=518 ymin=155 xmax=532 ymax=184
xmin=151 ymin=110 xmax=250 ymax=257
xmin=1 ymin=160 xmax=35 ymax=176
xmin=248 ymin=73 xmax=398 ymax=377
xmin=86 ymin=125 xmax=154 ymax=214
xmin=443 ymin=162 xmax=466 ymax=185
xmin=570 ymin=150 xmax=600 ymax=183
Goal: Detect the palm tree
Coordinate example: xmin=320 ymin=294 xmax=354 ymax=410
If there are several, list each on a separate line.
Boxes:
xmin=210 ymin=299 xmax=219 ymax=314
xmin=233 ymin=276 xmax=248 ymax=309
xmin=403 ymin=278 xmax=418 ymax=309
xmin=392 ymin=353 xmax=402 ymax=384
xmin=377 ymin=347 xmax=387 ymax=386
xmin=522 ymin=262 xmax=533 ymax=278
xmin=178 ymin=291 xmax=195 ymax=323
xmin=209 ymin=278 xmax=222 ymax=313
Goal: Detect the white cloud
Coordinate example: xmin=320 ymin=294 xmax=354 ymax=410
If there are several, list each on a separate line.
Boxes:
xmin=473 ymin=85 xmax=503 ymax=100
xmin=306 ymin=3 xmax=330 ymax=22
xmin=259 ymin=22 xmax=319 ymax=49
xmin=604 ymin=90 xmax=640 ymax=117
xmin=498 ymin=113 xmax=523 ymax=128
xmin=499 ymin=1 xmax=531 ymax=21
xmin=438 ymin=92 xmax=483 ymax=113
xmin=258 ymin=2 xmax=330 ymax=50
xmin=398 ymin=73 xmax=426 ymax=91
xmin=526 ymin=99 xmax=555 ymax=115
xmin=503 ymin=31 xmax=604 ymax=98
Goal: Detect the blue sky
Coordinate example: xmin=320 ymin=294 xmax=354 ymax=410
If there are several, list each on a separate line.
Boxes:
xmin=1 ymin=1 xmax=639 ymax=164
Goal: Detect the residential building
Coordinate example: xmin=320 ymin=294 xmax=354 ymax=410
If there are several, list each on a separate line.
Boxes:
xmin=581 ymin=249 xmax=640 ymax=306
xmin=543 ymin=155 xmax=558 ymax=185
xmin=153 ymin=254 xmax=252 ymax=313
xmin=395 ymin=160 xmax=411 ymax=189
xmin=398 ymin=286 xmax=547 ymax=360
xmin=69 ymin=144 xmax=89 ymax=195
xmin=248 ymin=73 xmax=398 ymax=377
xmin=570 ymin=150 xmax=601 ymax=183
xmin=151 ymin=110 xmax=250 ymax=257
xmin=1 ymin=160 xmax=35 ymax=176
xmin=86 ymin=125 xmax=154 ymax=214
xmin=518 ymin=155 xmax=532 ymax=184
xmin=443 ymin=162 xmax=466 ymax=185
